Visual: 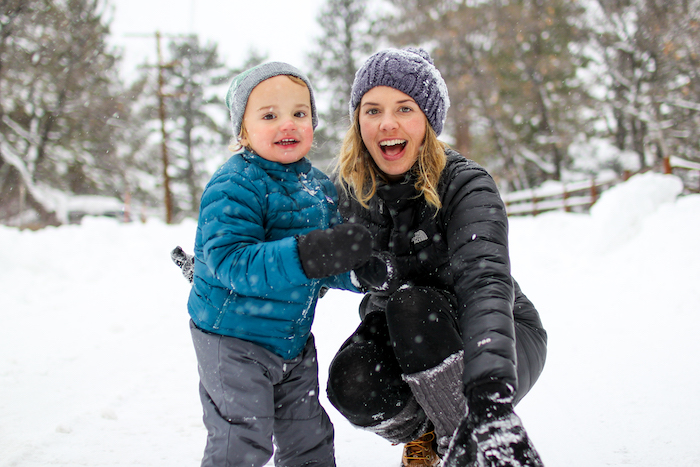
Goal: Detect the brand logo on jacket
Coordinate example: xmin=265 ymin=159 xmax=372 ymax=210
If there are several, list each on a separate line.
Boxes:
xmin=412 ymin=230 xmax=428 ymax=244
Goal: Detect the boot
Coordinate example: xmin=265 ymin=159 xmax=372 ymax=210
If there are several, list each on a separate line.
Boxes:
xmin=358 ymin=394 xmax=431 ymax=445
xmin=403 ymin=351 xmax=466 ymax=454
xmin=402 ymin=431 xmax=440 ymax=467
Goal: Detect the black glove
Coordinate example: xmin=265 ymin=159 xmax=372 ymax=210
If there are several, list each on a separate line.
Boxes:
xmin=171 ymin=246 xmax=194 ymax=284
xmin=296 ymin=224 xmax=373 ymax=279
xmin=352 ymin=251 xmax=401 ymax=293
xmin=443 ymin=383 xmax=544 ymax=467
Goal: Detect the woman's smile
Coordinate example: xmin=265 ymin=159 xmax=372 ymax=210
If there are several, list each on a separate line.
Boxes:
xmin=379 ymin=139 xmax=408 ymax=160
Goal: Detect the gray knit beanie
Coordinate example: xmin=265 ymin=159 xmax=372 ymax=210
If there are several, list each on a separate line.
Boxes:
xmin=225 ymin=62 xmax=318 ymax=138
xmin=349 ymin=47 xmax=450 ymax=136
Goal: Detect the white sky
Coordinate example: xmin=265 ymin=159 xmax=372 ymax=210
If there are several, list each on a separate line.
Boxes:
xmin=107 ymin=0 xmax=326 ymax=82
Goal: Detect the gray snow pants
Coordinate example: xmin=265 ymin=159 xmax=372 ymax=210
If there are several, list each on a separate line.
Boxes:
xmin=190 ymin=321 xmax=335 ymax=467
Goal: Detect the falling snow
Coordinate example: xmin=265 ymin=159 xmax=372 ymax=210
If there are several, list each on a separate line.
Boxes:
xmin=1 ymin=172 xmax=699 ymax=466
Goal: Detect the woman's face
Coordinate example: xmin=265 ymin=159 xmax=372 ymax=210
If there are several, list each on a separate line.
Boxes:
xmin=358 ymin=86 xmax=427 ymax=181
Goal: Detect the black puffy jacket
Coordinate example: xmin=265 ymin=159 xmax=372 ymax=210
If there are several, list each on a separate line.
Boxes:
xmin=336 ymin=149 xmax=546 ymax=397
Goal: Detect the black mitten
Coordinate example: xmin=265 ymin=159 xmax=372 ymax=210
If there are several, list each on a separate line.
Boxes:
xmin=171 ymin=246 xmax=194 ymax=284
xmin=296 ymin=224 xmax=373 ymax=279
xmin=352 ymin=251 xmax=402 ymax=293
xmin=443 ymin=383 xmax=544 ymax=467
xmin=443 ymin=408 xmax=478 ymax=467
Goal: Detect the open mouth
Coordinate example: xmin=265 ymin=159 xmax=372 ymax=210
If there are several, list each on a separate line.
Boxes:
xmin=276 ymin=138 xmax=299 ymax=146
xmin=380 ymin=139 xmax=407 ymax=157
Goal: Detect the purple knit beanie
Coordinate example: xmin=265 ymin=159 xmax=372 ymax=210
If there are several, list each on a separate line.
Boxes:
xmin=349 ymin=47 xmax=450 ymax=135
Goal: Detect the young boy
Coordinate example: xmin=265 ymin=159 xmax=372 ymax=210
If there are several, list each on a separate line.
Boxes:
xmin=183 ymin=62 xmax=385 ymax=467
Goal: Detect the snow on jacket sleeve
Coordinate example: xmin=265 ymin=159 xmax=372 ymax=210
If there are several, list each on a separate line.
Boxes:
xmin=199 ymin=168 xmax=311 ymax=297
xmin=441 ymin=157 xmax=518 ymax=396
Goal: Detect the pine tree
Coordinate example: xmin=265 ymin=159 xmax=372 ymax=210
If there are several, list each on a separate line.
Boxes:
xmin=306 ymin=0 xmax=378 ymax=170
xmin=590 ymin=0 xmax=700 ymax=173
xmin=0 ymin=0 xmax=128 ymax=226
xmin=162 ymin=37 xmax=235 ymax=219
xmin=125 ymin=42 xmax=266 ymax=221
xmin=381 ymin=0 xmax=593 ymax=190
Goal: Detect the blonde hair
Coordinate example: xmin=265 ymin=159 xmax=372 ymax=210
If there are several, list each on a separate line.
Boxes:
xmin=229 ymin=75 xmax=309 ymax=152
xmin=335 ymin=107 xmax=448 ymax=210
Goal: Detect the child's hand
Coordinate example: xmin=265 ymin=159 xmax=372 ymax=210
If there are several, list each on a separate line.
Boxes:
xmin=296 ymin=224 xmax=372 ymax=279
xmin=171 ymin=246 xmax=194 ymax=284
xmin=352 ymin=251 xmax=402 ymax=293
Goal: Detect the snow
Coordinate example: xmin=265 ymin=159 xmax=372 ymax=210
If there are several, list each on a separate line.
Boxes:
xmin=2 ymin=171 xmax=699 ymax=466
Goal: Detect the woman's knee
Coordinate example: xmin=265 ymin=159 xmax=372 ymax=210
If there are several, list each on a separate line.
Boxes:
xmin=384 ymin=287 xmax=462 ymax=373
xmin=327 ymin=339 xmax=410 ymax=427
xmin=385 ymin=287 xmax=458 ymax=329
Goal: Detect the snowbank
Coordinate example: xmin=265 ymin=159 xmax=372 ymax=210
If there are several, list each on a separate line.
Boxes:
xmin=1 ymin=174 xmax=699 ymax=466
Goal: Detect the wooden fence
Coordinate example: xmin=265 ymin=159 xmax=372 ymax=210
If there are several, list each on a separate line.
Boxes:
xmin=503 ymin=156 xmax=700 ymax=217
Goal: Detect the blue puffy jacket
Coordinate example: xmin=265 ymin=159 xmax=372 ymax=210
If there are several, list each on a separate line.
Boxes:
xmin=187 ymin=150 xmax=357 ymax=360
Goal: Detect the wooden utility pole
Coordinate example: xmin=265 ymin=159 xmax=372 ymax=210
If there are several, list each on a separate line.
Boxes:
xmin=125 ymin=31 xmax=193 ymax=224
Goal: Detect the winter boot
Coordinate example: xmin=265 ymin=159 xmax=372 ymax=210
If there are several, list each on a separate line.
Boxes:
xmin=403 ymin=351 xmax=466 ymax=455
xmin=358 ymin=394 xmax=431 ymax=445
xmin=402 ymin=431 xmax=440 ymax=467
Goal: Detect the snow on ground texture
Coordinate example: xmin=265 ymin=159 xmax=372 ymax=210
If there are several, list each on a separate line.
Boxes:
xmin=1 ymin=172 xmax=699 ymax=466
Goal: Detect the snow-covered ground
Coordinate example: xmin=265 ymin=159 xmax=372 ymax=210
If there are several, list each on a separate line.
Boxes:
xmin=2 ymin=171 xmax=699 ymax=466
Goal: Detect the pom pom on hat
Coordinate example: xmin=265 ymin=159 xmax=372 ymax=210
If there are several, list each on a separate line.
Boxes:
xmin=349 ymin=47 xmax=450 ymax=135
xmin=225 ymin=62 xmax=318 ymax=138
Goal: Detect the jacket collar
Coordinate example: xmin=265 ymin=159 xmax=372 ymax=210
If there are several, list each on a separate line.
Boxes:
xmin=377 ymin=172 xmax=418 ymax=202
xmin=241 ymin=149 xmax=312 ymax=179
xmin=375 ymin=172 xmax=422 ymax=217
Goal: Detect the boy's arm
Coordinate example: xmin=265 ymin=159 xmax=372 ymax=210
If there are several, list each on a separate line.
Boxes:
xmin=197 ymin=173 xmax=309 ymax=294
xmin=199 ymin=173 xmax=377 ymax=296
xmin=172 ymin=236 xmax=400 ymax=294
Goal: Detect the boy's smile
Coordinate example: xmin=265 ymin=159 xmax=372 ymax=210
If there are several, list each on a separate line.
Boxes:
xmin=240 ymin=75 xmax=314 ymax=164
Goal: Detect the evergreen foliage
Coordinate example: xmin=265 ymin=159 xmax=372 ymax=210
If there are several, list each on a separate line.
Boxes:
xmin=127 ymin=40 xmax=264 ymax=222
xmin=589 ymin=0 xmax=700 ymax=170
xmin=306 ymin=0 xmax=378 ymax=171
xmin=380 ymin=0 xmax=593 ymax=190
xmin=126 ymin=43 xmax=267 ymax=223
xmin=160 ymin=38 xmax=233 ymax=219
xmin=1 ymin=0 xmax=698 ymax=227
xmin=0 ymin=0 xmax=127 ymax=226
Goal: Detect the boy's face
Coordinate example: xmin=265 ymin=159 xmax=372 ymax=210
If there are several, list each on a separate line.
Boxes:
xmin=240 ymin=75 xmax=313 ymax=164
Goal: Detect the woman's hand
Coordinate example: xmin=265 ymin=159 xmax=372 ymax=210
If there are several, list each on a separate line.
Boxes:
xmin=443 ymin=383 xmax=544 ymax=467
xmin=351 ymin=251 xmax=402 ymax=293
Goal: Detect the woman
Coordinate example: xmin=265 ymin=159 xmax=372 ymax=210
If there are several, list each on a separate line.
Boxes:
xmin=326 ymin=48 xmax=548 ymax=467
